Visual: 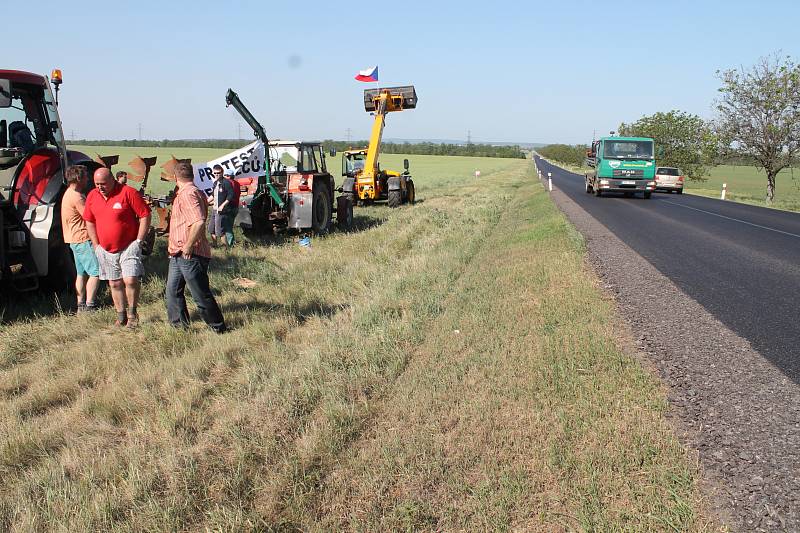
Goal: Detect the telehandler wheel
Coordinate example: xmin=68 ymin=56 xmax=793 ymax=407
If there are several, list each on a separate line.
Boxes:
xmin=387 ymin=190 xmax=402 ymax=208
xmin=405 ymin=180 xmax=416 ymax=204
xmin=336 ymin=194 xmax=354 ymax=230
xmin=312 ymin=184 xmax=332 ymax=233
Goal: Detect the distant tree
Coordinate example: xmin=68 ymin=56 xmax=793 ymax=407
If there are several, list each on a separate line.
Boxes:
xmin=536 ymin=144 xmax=588 ymax=167
xmin=714 ymin=54 xmax=800 ymax=203
xmin=618 ymin=111 xmax=718 ymax=181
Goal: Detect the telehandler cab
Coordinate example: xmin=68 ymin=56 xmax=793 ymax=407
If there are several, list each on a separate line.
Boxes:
xmin=340 ymin=86 xmax=418 ymax=207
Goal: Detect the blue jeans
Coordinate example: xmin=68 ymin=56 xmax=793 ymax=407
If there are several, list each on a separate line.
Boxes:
xmin=165 ymin=255 xmax=226 ymax=332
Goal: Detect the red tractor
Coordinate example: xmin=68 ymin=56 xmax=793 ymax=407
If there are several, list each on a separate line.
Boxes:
xmin=0 ymin=69 xmax=101 ymax=291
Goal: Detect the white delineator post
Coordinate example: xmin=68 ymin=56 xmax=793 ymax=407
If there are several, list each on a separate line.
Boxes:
xmin=548 ymin=172 xmax=552 ymax=192
xmin=475 ymin=170 xmax=481 ymax=179
xmin=721 ymin=182 xmax=727 ymax=200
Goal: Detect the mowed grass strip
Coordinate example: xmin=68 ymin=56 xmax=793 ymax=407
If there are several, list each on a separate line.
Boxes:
xmin=0 ymin=154 xmax=709 ymax=531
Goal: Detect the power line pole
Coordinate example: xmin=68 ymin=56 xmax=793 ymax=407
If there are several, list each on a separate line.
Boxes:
xmin=237 ymin=122 xmax=242 ymax=140
xmin=467 ymin=130 xmax=472 ymax=145
xmin=70 ymin=129 xmax=75 ymax=141
xmin=346 ymin=128 xmax=352 ymax=143
xmin=137 ymin=123 xmax=142 ymax=140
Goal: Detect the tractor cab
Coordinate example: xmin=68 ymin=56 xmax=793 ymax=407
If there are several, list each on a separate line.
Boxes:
xmin=0 ymin=71 xmax=68 ymax=209
xmin=0 ymin=69 xmax=96 ymax=291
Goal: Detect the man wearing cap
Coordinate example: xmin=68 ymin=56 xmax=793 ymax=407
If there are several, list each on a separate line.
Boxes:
xmin=206 ymin=164 xmax=236 ymax=248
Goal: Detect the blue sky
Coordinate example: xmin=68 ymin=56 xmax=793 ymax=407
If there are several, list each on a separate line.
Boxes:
xmin=8 ymin=0 xmax=800 ymax=144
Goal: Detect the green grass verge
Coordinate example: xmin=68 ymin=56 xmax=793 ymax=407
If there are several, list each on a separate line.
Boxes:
xmin=684 ymin=164 xmax=800 ymax=212
xmin=0 ymin=154 xmax=711 ymax=530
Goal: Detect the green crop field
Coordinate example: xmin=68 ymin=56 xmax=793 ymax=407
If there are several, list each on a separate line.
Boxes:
xmin=683 ymin=164 xmax=800 ymax=212
xmin=0 ymin=154 xmax=712 ymax=530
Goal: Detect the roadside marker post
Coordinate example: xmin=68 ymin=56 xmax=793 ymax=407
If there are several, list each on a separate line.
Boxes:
xmin=721 ymin=183 xmax=727 ymax=200
xmin=548 ymin=172 xmax=552 ymax=192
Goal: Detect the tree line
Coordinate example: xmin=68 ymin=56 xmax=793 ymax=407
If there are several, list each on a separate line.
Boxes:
xmin=535 ymin=144 xmax=588 ymax=167
xmin=68 ymin=139 xmax=526 ymax=159
xmin=540 ymin=54 xmax=799 ymax=202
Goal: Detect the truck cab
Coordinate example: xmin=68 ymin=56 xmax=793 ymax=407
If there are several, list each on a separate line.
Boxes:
xmin=585 ymin=136 xmax=656 ymax=199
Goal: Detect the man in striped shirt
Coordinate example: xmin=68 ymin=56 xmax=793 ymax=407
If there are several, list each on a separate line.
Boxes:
xmin=165 ymin=162 xmax=227 ymax=333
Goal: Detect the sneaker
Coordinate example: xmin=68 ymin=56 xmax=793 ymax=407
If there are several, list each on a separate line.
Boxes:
xmin=84 ymin=303 xmax=99 ymax=313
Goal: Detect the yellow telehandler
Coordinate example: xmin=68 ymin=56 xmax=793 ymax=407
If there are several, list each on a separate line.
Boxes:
xmin=340 ymin=85 xmax=417 ymax=207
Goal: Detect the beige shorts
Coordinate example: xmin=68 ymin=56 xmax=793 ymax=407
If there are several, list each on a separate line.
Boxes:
xmin=95 ymin=240 xmax=144 ymax=280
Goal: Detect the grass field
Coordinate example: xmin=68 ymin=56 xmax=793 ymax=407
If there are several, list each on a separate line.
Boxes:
xmin=684 ymin=165 xmax=800 ymax=211
xmin=1 ymin=153 xmax=711 ymax=530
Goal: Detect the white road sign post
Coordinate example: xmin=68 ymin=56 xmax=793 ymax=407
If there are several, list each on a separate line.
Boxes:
xmin=548 ymin=172 xmax=552 ymax=192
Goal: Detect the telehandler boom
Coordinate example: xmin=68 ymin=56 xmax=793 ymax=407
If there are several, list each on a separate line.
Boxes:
xmin=341 ymin=86 xmax=417 ymax=207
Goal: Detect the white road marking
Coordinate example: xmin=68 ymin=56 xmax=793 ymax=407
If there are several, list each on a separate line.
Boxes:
xmin=662 ymin=200 xmax=800 ymax=239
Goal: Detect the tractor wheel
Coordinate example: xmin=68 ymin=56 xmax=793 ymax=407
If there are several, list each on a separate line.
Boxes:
xmin=242 ymin=198 xmax=272 ymax=238
xmin=44 ymin=242 xmax=76 ymax=292
xmin=405 ymin=180 xmax=416 ymax=204
xmin=312 ymin=183 xmax=332 ymax=233
xmin=336 ymin=194 xmax=354 ymax=230
xmin=387 ymin=190 xmax=402 ymax=208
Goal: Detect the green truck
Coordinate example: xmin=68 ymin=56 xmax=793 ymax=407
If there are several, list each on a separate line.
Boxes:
xmin=584 ymin=136 xmax=656 ymax=199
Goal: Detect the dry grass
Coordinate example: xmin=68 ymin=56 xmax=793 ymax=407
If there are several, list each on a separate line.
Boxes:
xmin=0 ymin=154 xmax=713 ymax=531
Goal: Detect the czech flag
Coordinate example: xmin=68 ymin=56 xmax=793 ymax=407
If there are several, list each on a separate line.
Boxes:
xmin=355 ymin=66 xmax=379 ymax=82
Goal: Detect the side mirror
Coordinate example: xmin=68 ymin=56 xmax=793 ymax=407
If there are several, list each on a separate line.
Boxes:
xmin=329 ymin=148 xmax=336 ymax=156
xmin=403 ymin=158 xmax=409 ymax=170
xmin=0 ymin=80 xmax=11 ymax=108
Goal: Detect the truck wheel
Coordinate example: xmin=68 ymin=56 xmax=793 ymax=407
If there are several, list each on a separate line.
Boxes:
xmin=336 ymin=194 xmax=354 ymax=230
xmin=388 ymin=190 xmax=402 ymax=208
xmin=405 ymin=180 xmax=416 ymax=204
xmin=677 ymin=189 xmax=683 ymax=195
xmin=643 ymin=192 xmax=652 ymax=199
xmin=594 ymin=186 xmax=602 ymax=197
xmin=312 ymin=184 xmax=332 ymax=233
xmin=585 ymin=181 xmax=592 ymax=193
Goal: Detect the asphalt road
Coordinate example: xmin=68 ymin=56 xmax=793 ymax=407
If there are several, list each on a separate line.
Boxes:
xmin=535 ymin=156 xmax=800 ymax=382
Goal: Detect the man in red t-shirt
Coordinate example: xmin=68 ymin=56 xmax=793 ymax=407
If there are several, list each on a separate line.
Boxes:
xmin=83 ymin=168 xmax=151 ymax=328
